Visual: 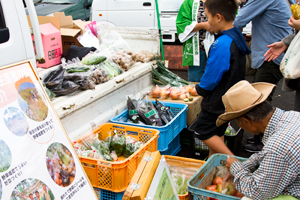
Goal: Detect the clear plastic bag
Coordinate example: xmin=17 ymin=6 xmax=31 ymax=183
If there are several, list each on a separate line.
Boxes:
xmin=225 ymin=123 xmax=237 ymax=136
xmin=137 ymin=95 xmax=163 ymax=126
xmin=171 ymin=170 xmax=188 ymax=195
xmin=112 ymin=134 xmax=126 ymax=157
xmin=78 ymin=26 xmax=100 ymax=49
xmin=123 ymin=136 xmax=144 ymax=158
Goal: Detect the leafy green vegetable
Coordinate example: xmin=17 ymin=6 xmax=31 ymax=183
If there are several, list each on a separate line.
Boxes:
xmin=112 ymin=135 xmax=126 ymax=156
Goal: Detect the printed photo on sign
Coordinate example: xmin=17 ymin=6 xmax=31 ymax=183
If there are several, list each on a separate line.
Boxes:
xmin=3 ymin=107 xmax=29 ymax=136
xmin=0 ymin=139 xmax=12 ymax=173
xmin=16 ymin=78 xmax=48 ymax=122
xmin=10 ymin=178 xmax=55 ymax=200
xmin=0 ymin=179 xmax=2 ymax=200
xmin=46 ymin=143 xmax=76 ymax=187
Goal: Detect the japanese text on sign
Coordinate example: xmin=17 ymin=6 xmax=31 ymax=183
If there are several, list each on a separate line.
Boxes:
xmin=60 ymin=177 xmax=87 ymax=200
xmin=1 ymin=161 xmax=27 ymax=186
xmin=29 ymin=119 xmax=54 ymax=139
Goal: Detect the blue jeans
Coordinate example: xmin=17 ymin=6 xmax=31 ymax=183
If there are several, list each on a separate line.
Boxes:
xmin=188 ymin=50 xmax=207 ymax=82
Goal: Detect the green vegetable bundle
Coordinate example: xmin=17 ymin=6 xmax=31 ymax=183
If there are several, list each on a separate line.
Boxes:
xmin=152 ymin=59 xmax=190 ymax=86
xmin=112 ymin=135 xmax=126 ymax=156
xmin=66 ymin=66 xmax=90 ymax=73
xmin=123 ymin=136 xmax=144 ymax=158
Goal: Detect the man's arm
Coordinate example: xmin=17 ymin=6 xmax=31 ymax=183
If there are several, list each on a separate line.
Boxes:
xmin=234 ymin=0 xmax=272 ymax=28
xmin=230 ymin=152 xmax=296 ymax=200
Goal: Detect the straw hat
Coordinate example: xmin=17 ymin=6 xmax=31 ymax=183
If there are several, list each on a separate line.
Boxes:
xmin=216 ymin=80 xmax=275 ymax=127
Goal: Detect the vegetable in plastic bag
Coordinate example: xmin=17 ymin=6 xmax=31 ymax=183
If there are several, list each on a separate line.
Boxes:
xmin=225 ymin=123 xmax=237 ymax=136
xmin=66 ymin=66 xmax=90 ymax=73
xmin=42 ymin=81 xmax=56 ymax=100
xmin=123 ymin=136 xmax=144 ymax=158
xmin=81 ymin=54 xmax=107 ymax=65
xmin=112 ymin=134 xmax=126 ymax=156
xmin=171 ymin=171 xmax=188 ymax=195
xmin=43 ymin=65 xmax=65 ymax=90
xmin=64 ymin=71 xmax=95 ymax=90
xmin=127 ymin=96 xmax=141 ymax=124
xmin=51 ymin=81 xmax=79 ymax=96
xmin=137 ymin=97 xmax=163 ymax=126
xmin=154 ymin=99 xmax=173 ymax=125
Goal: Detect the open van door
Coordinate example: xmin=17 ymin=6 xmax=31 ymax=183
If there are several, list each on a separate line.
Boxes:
xmin=0 ymin=0 xmax=37 ymax=68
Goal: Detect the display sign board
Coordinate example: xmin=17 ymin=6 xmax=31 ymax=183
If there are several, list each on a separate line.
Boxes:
xmin=146 ymin=156 xmax=179 ymax=200
xmin=0 ymin=61 xmax=97 ymax=200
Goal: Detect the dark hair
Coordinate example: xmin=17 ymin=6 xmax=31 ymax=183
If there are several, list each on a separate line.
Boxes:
xmin=240 ymin=101 xmax=274 ymax=122
xmin=204 ymin=0 xmax=238 ymax=21
xmin=29 ymin=194 xmax=33 ymax=197
xmin=35 ymin=191 xmax=39 ymax=194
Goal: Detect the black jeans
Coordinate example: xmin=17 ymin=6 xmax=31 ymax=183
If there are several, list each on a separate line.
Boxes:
xmin=252 ymin=61 xmax=283 ymax=102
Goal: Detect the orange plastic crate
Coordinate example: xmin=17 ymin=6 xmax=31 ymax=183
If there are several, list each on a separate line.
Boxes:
xmin=76 ymin=123 xmax=159 ymax=192
xmin=164 ymin=155 xmax=205 ymax=200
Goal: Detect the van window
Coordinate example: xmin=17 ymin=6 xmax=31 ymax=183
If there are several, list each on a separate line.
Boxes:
xmin=0 ymin=1 xmax=10 ymax=44
xmin=41 ymin=0 xmax=80 ymax=3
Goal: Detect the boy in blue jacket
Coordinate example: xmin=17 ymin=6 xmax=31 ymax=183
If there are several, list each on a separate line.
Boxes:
xmin=193 ymin=0 xmax=251 ymax=157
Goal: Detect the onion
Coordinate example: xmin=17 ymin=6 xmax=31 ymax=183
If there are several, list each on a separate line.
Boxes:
xmin=170 ymin=90 xmax=180 ymax=100
xmin=179 ymin=93 xmax=187 ymax=100
xmin=184 ymin=85 xmax=193 ymax=93
xmin=151 ymin=86 xmax=161 ymax=98
xmin=191 ymin=87 xmax=198 ymax=96
xmin=160 ymin=89 xmax=169 ymax=99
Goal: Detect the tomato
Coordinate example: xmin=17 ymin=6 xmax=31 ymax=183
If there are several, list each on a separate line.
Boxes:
xmin=206 ymin=185 xmax=217 ymax=191
xmin=213 ymin=177 xmax=223 ymax=185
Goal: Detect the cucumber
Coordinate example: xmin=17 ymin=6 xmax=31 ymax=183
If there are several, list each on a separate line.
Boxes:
xmin=81 ymin=55 xmax=107 ymax=65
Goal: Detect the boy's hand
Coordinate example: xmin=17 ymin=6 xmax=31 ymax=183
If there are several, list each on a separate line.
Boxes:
xmin=288 ymin=16 xmax=300 ymax=30
xmin=203 ymin=22 xmax=214 ymax=33
xmin=264 ymin=42 xmax=287 ymax=62
xmin=226 ymin=156 xmax=239 ymax=172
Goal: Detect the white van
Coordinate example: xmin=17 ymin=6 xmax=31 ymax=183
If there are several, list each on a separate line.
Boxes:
xmin=90 ymin=0 xmax=184 ymax=42
xmin=0 ymin=0 xmax=37 ymax=68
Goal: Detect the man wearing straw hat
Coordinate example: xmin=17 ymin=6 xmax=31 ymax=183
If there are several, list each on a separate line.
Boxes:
xmin=216 ymin=80 xmax=300 ymax=200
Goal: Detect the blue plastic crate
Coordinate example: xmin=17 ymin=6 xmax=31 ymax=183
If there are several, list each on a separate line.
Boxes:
xmin=160 ymin=133 xmax=181 ymax=156
xmin=187 ymin=154 xmax=247 ymax=200
xmin=110 ymin=101 xmax=188 ymax=151
xmin=94 ymin=188 xmax=124 ymax=200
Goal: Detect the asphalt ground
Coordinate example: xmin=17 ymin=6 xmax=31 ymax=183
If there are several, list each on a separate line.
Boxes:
xmin=170 ymin=70 xmax=296 ymax=160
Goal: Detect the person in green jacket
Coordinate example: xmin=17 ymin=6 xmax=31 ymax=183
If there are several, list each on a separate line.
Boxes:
xmin=176 ymin=0 xmax=213 ymax=82
xmin=40 ymin=184 xmax=55 ymax=200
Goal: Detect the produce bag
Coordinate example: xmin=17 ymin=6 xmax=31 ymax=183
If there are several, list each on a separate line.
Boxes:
xmin=81 ymin=52 xmax=107 ymax=65
xmin=105 ymin=132 xmax=113 ymax=150
xmin=112 ymin=134 xmax=126 ymax=156
xmin=91 ymin=68 xmax=109 ymax=84
xmin=51 ymin=81 xmax=79 ymax=96
xmin=123 ymin=136 xmax=144 ymax=158
xmin=127 ymin=95 xmax=141 ymax=124
xmin=154 ymin=99 xmax=173 ymax=125
xmin=43 ymin=65 xmax=65 ymax=90
xmin=112 ymin=50 xmax=135 ymax=71
xmin=137 ymin=96 xmax=163 ymax=126
xmin=42 ymin=81 xmax=56 ymax=100
xmin=225 ymin=123 xmax=237 ymax=136
xmin=171 ymin=171 xmax=188 ymax=195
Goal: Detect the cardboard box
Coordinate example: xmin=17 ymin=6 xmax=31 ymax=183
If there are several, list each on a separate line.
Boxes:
xmin=34 ymin=23 xmax=62 ymax=68
xmin=52 ymin=12 xmax=91 ymax=52
xmin=123 ymin=151 xmax=161 ymax=200
xmin=149 ymin=95 xmax=202 ymax=126
xmin=28 ymin=13 xmax=91 ymax=53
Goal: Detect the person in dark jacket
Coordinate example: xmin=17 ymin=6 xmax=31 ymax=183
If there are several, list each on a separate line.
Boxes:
xmin=193 ymin=0 xmax=251 ymax=157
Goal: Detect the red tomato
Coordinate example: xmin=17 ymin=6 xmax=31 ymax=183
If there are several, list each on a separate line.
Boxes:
xmin=213 ymin=177 xmax=223 ymax=185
